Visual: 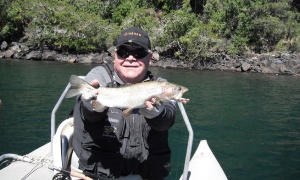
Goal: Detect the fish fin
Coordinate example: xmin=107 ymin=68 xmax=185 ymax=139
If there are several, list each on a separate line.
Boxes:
xmin=65 ymin=87 xmax=81 ymax=98
xmin=122 ymin=108 xmax=133 ymax=117
xmin=69 ymin=75 xmax=88 ymax=87
xmin=65 ymin=75 xmax=94 ymax=98
xmin=91 ymin=100 xmax=106 ymax=112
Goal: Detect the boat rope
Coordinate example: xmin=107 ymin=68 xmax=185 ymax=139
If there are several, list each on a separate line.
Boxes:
xmin=20 ymin=152 xmax=52 ymax=180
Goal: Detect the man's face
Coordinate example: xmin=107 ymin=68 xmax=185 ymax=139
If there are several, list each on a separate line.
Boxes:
xmin=114 ymin=44 xmax=152 ymax=84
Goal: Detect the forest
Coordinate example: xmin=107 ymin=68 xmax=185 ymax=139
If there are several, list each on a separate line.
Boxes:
xmin=0 ymin=0 xmax=300 ymax=61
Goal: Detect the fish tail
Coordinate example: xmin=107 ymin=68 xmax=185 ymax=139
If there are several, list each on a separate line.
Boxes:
xmin=65 ymin=75 xmax=94 ymax=98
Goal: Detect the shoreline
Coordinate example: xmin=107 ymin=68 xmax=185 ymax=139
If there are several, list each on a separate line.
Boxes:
xmin=1 ymin=41 xmax=300 ymax=76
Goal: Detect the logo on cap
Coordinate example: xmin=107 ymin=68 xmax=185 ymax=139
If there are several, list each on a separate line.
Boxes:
xmin=124 ymin=32 xmax=142 ymax=37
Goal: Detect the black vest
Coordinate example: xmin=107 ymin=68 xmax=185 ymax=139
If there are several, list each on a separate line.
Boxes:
xmin=72 ymin=64 xmax=171 ymax=179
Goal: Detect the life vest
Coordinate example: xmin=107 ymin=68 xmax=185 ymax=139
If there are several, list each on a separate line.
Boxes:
xmin=72 ymin=64 xmax=171 ymax=179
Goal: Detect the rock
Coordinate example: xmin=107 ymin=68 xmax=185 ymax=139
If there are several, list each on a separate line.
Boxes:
xmin=152 ymin=51 xmax=160 ymax=61
xmin=103 ymin=54 xmax=114 ymax=64
xmin=269 ymin=63 xmax=280 ymax=74
xmin=20 ymin=44 xmax=30 ymax=53
xmin=1 ymin=41 xmax=8 ymax=50
xmin=154 ymin=58 xmax=179 ymax=68
xmin=68 ymin=58 xmax=76 ymax=63
xmin=9 ymin=44 xmax=21 ymax=52
xmin=261 ymin=67 xmax=275 ymax=74
xmin=260 ymin=59 xmax=269 ymax=67
xmin=42 ymin=51 xmax=57 ymax=60
xmin=292 ymin=64 xmax=300 ymax=75
xmin=13 ymin=52 xmax=26 ymax=59
xmin=25 ymin=51 xmax=42 ymax=60
xmin=107 ymin=47 xmax=115 ymax=56
xmin=4 ymin=50 xmax=15 ymax=58
xmin=91 ymin=54 xmax=104 ymax=64
xmin=77 ymin=54 xmax=93 ymax=63
xmin=279 ymin=65 xmax=292 ymax=75
xmin=241 ymin=62 xmax=251 ymax=71
xmin=55 ymin=54 xmax=72 ymax=62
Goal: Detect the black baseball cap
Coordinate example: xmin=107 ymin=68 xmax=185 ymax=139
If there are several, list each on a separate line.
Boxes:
xmin=116 ymin=27 xmax=151 ymax=51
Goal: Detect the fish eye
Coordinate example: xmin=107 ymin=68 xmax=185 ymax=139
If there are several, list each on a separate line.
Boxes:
xmin=177 ymin=86 xmax=182 ymax=91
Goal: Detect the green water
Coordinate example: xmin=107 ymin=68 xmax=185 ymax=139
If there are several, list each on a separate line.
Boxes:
xmin=0 ymin=59 xmax=299 ymax=179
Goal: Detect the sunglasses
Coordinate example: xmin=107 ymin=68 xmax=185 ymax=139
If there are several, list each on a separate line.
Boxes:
xmin=116 ymin=46 xmax=149 ymax=59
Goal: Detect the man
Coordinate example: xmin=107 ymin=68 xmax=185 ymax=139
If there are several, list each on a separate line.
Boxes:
xmin=72 ymin=27 xmax=176 ymax=180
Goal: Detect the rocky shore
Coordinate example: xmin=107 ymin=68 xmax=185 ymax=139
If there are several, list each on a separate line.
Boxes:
xmin=1 ymin=41 xmax=300 ymax=76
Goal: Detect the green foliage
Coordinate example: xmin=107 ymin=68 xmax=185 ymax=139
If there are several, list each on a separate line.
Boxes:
xmin=112 ymin=0 xmax=145 ymax=24
xmin=0 ymin=0 xmax=24 ymax=41
xmin=1 ymin=0 xmax=300 ymax=58
xmin=148 ymin=0 xmax=182 ymax=12
xmin=0 ymin=0 xmax=9 ymax=28
xmin=111 ymin=0 xmax=164 ymax=24
xmin=250 ymin=16 xmax=286 ymax=52
xmin=156 ymin=9 xmax=197 ymax=47
xmin=120 ymin=7 xmax=159 ymax=41
xmin=177 ymin=24 xmax=223 ymax=61
xmin=203 ymin=0 xmax=226 ymax=34
xmin=4 ymin=0 xmax=121 ymax=53
xmin=203 ymin=0 xmax=300 ymax=54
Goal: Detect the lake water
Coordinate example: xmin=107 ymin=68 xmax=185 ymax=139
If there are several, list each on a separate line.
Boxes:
xmin=0 ymin=59 xmax=299 ymax=179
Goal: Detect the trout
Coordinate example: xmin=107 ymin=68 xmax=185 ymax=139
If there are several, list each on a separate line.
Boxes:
xmin=65 ymin=75 xmax=189 ymax=116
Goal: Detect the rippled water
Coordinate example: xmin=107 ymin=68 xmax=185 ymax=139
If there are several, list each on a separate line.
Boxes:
xmin=0 ymin=59 xmax=299 ymax=179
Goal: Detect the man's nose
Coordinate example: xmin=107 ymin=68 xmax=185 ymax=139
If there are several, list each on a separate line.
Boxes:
xmin=126 ymin=55 xmax=136 ymax=61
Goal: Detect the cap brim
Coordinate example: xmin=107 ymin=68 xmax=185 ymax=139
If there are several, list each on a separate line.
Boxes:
xmin=116 ymin=40 xmax=149 ymax=51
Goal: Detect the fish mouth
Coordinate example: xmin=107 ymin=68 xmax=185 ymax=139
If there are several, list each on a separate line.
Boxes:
xmin=177 ymin=88 xmax=189 ymax=103
xmin=175 ymin=87 xmax=189 ymax=100
xmin=183 ymin=88 xmax=189 ymax=93
xmin=181 ymin=87 xmax=189 ymax=94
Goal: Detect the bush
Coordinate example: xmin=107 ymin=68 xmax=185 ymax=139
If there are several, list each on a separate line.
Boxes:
xmin=1 ymin=0 xmax=300 ymax=57
xmin=112 ymin=0 xmax=141 ymax=24
xmin=177 ymin=24 xmax=224 ymax=61
xmin=156 ymin=9 xmax=198 ymax=47
xmin=8 ymin=0 xmax=121 ymax=53
xmin=0 ymin=0 xmax=24 ymax=41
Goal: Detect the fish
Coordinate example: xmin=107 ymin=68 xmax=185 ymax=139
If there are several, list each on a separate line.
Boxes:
xmin=65 ymin=75 xmax=189 ymax=116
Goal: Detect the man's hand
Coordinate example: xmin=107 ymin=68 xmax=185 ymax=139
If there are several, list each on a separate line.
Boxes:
xmin=139 ymin=98 xmax=164 ymax=119
xmin=144 ymin=97 xmax=157 ymax=110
